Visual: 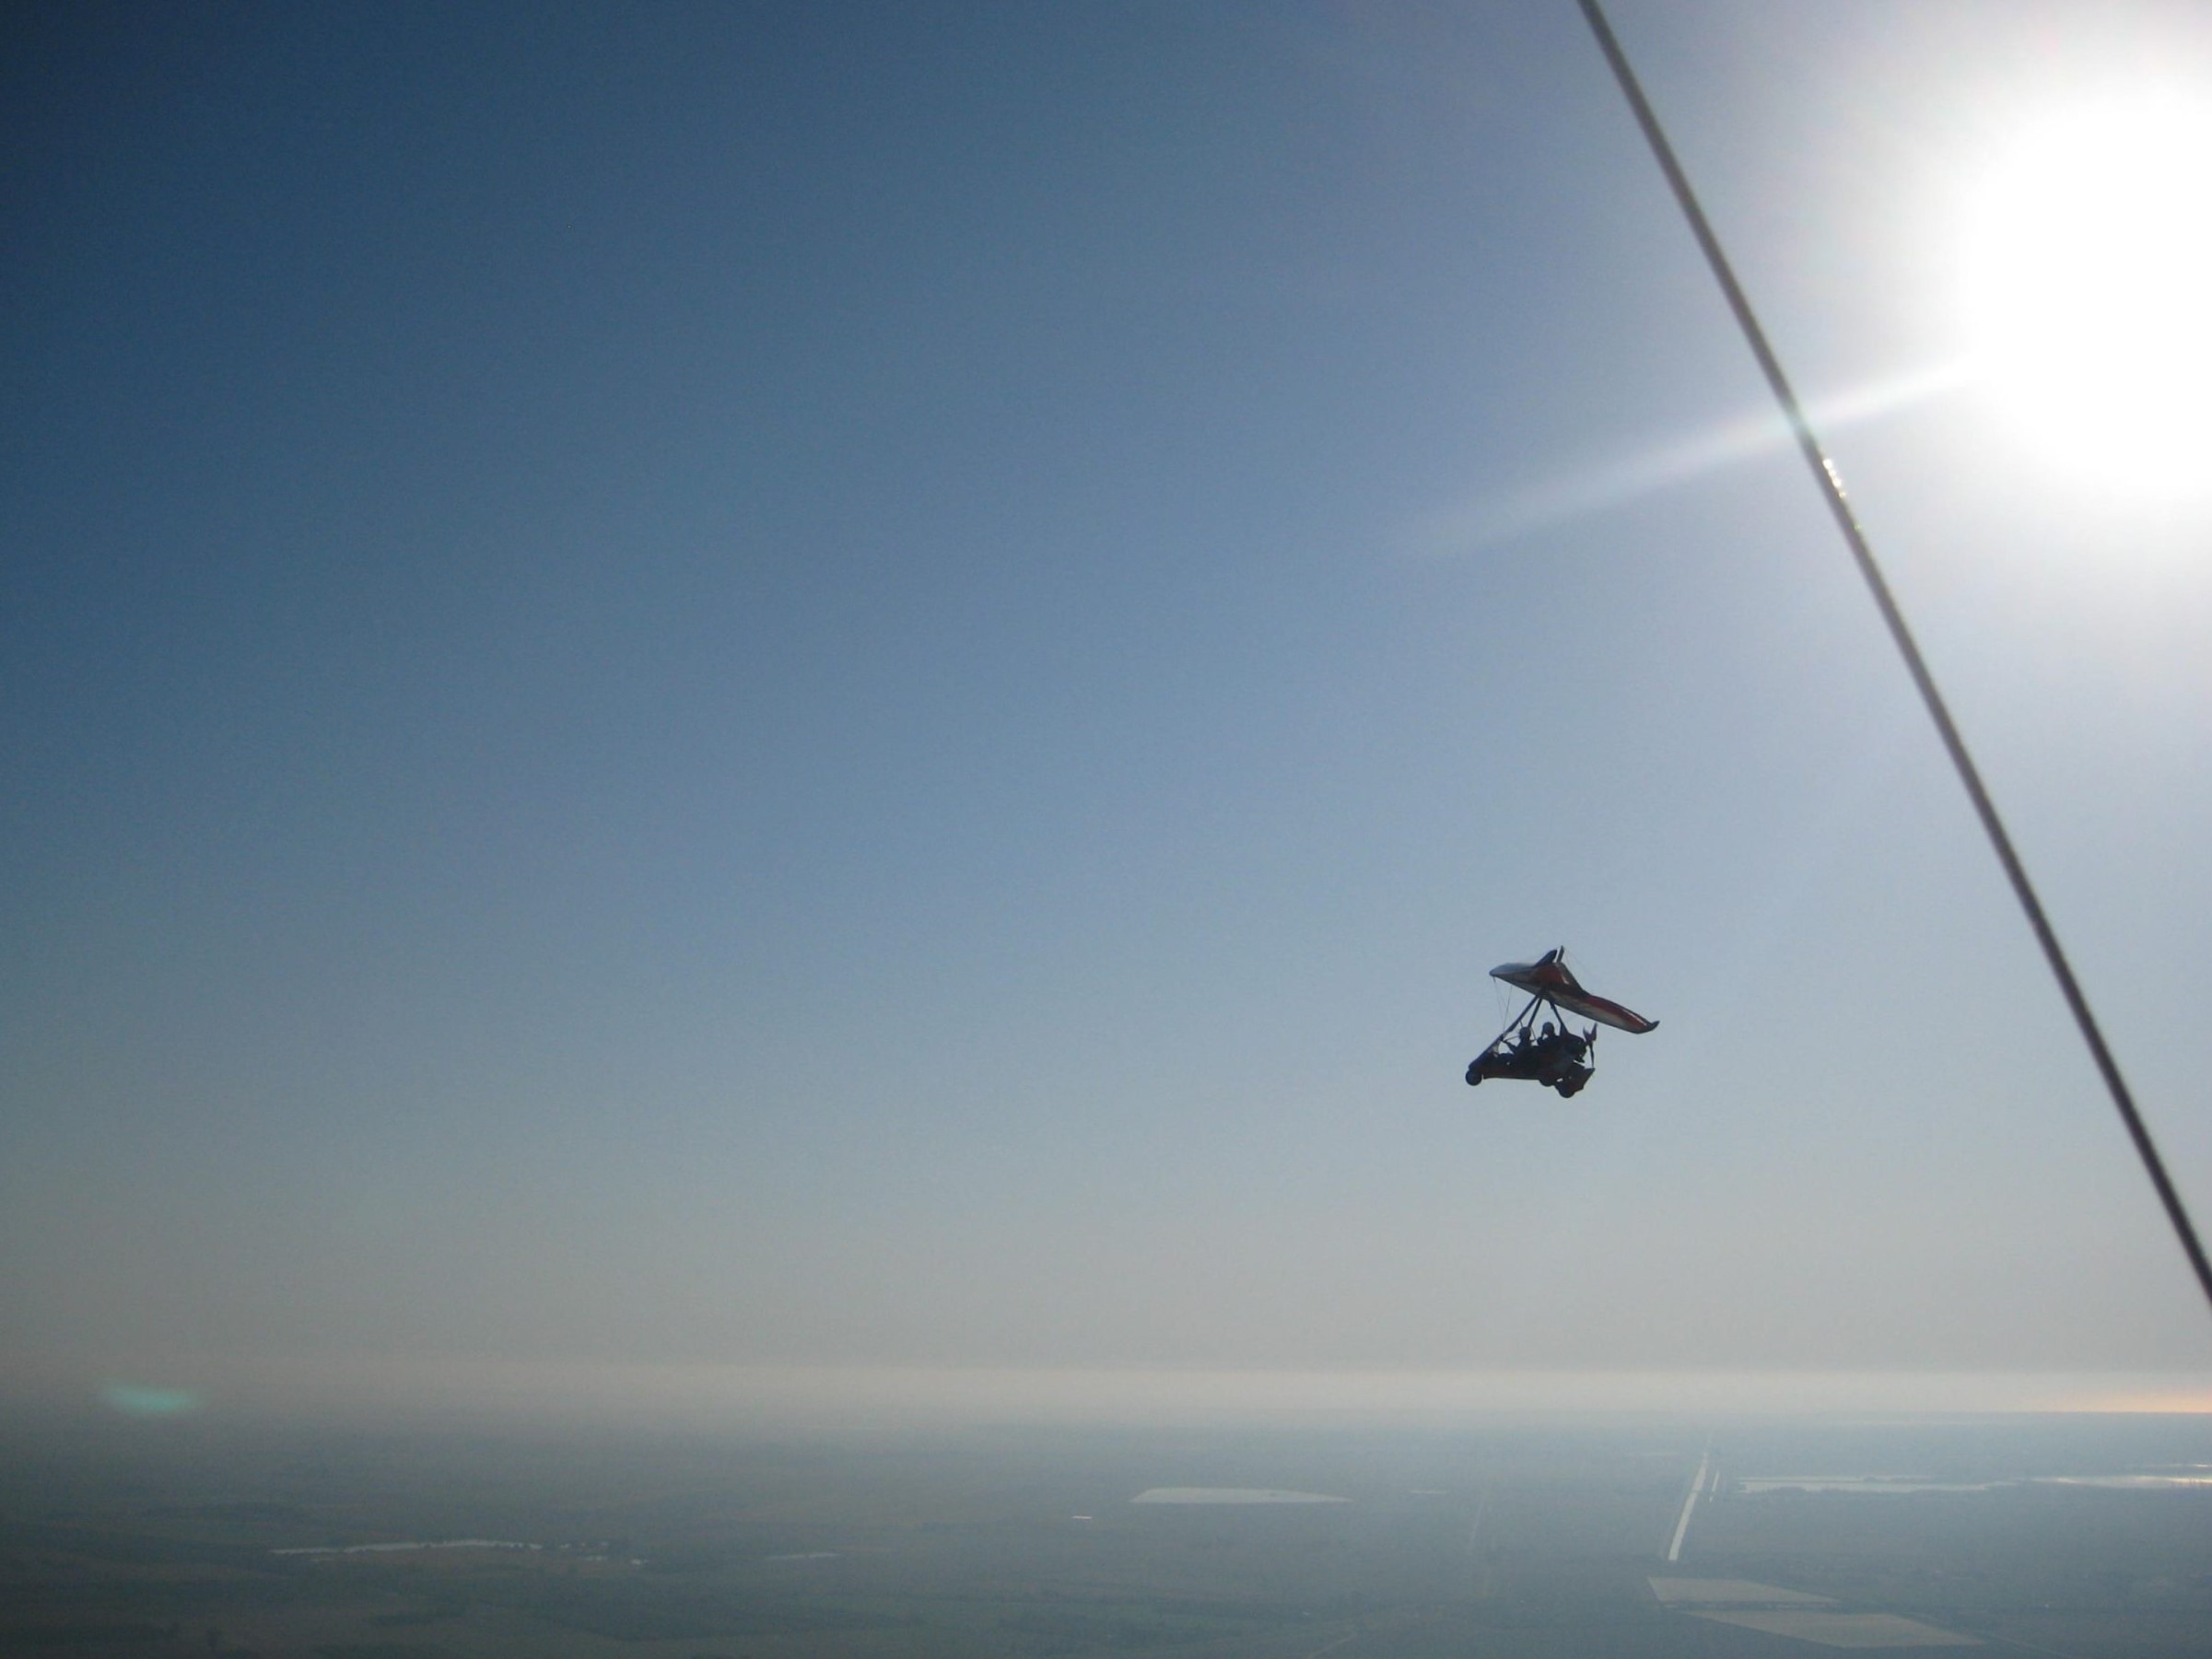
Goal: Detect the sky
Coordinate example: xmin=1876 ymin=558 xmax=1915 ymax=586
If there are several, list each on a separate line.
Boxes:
xmin=6 ymin=0 xmax=2212 ymax=1430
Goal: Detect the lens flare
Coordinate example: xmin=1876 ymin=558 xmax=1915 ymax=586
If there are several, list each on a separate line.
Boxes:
xmin=99 ymin=1382 xmax=205 ymax=1419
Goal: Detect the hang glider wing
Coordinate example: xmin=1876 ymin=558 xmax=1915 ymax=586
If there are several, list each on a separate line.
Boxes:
xmin=1490 ymin=948 xmax=1657 ymax=1034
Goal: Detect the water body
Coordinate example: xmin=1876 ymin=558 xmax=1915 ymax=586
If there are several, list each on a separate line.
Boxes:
xmin=1129 ymin=1488 xmax=1347 ymax=1505
xmin=1739 ymin=1472 xmax=2212 ymax=1495
xmin=1735 ymin=1477 xmax=1999 ymax=1495
xmin=274 ymin=1538 xmax=539 ymax=1556
xmin=2035 ymin=1474 xmax=2212 ymax=1490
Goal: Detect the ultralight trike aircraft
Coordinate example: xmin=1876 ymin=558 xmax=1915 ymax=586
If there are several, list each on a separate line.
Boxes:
xmin=1464 ymin=948 xmax=1656 ymax=1098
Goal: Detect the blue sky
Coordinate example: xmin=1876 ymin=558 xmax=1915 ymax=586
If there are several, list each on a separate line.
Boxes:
xmin=6 ymin=1 xmax=2212 ymax=1421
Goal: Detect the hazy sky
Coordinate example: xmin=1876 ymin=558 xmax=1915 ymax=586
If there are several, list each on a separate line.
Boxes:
xmin=7 ymin=1 xmax=2212 ymax=1425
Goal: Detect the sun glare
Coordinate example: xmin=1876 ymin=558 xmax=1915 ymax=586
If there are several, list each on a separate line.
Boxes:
xmin=1960 ymin=94 xmax=2212 ymax=499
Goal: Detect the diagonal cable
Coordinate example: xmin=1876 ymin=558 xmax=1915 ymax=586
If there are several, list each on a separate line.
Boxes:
xmin=1575 ymin=0 xmax=2212 ymax=1321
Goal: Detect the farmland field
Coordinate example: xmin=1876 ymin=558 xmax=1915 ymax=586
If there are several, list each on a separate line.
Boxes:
xmin=6 ymin=1414 xmax=2212 ymax=1656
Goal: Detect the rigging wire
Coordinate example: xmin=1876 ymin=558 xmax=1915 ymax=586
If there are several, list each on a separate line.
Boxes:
xmin=1574 ymin=0 xmax=2212 ymax=1323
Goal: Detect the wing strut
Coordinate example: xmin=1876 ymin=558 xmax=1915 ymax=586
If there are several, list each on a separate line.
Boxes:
xmin=1476 ymin=995 xmax=1543 ymax=1060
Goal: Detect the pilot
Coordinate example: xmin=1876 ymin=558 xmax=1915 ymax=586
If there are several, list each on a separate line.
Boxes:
xmin=1519 ymin=1024 xmax=1552 ymax=1070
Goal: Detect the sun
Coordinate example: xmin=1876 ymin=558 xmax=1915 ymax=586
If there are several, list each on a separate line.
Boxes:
xmin=1960 ymin=93 xmax=2212 ymax=500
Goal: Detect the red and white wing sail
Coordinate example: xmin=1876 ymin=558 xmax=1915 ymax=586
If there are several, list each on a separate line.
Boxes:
xmin=1490 ymin=952 xmax=1657 ymax=1034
